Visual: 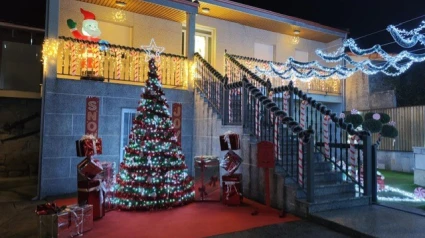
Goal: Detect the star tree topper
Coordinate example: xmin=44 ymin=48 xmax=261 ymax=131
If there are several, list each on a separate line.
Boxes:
xmin=141 ymin=38 xmax=165 ymax=62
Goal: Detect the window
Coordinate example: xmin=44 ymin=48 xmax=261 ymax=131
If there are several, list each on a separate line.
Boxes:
xmin=120 ymin=108 xmax=137 ymax=162
xmin=254 ymin=43 xmax=275 ymax=61
xmin=182 ymin=26 xmax=214 ymax=63
xmin=294 ymin=49 xmax=309 ymax=62
xmin=97 ymin=20 xmax=133 ymax=47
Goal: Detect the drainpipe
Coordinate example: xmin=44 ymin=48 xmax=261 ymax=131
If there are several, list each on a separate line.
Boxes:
xmin=37 ymin=0 xmax=59 ymax=200
xmin=185 ymin=12 xmax=196 ymax=91
xmin=342 ymin=33 xmax=348 ymax=112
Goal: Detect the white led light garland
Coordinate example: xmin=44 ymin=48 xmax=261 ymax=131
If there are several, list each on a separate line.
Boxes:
xmin=255 ymin=18 xmax=425 ymax=81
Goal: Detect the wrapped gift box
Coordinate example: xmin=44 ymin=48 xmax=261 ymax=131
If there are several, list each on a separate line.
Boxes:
xmin=222 ymin=173 xmax=243 ymax=206
xmin=38 ymin=204 xmax=91 ymax=238
xmin=79 ymin=204 xmax=94 ymax=233
xmin=78 ymin=180 xmax=105 ymax=220
xmin=77 ymin=157 xmax=103 ymax=180
xmin=76 ymin=136 xmax=102 ymax=157
xmin=96 ymin=161 xmax=117 ymax=211
xmin=219 ymin=133 xmax=240 ymax=151
xmin=194 ymin=156 xmax=220 ymax=202
xmin=220 ymin=150 xmax=242 ymax=175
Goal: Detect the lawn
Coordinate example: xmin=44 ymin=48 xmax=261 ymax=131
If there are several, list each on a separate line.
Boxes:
xmin=377 ymin=170 xmax=425 ymax=211
xmin=379 ymin=170 xmax=417 ymax=192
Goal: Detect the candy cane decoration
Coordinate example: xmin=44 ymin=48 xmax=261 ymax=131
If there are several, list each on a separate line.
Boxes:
xmin=228 ymin=90 xmax=233 ymax=123
xmin=298 ymin=100 xmax=308 ymax=186
xmin=131 ymin=50 xmax=140 ymax=81
xmin=70 ymin=42 xmax=78 ymax=76
xmin=157 ymin=55 xmax=162 ymax=80
xmin=349 ymin=135 xmax=360 ymax=181
xmin=322 ymin=115 xmax=331 ymax=159
xmin=273 ymin=113 xmax=280 ymax=161
xmin=91 ymin=44 xmax=100 ymax=76
xmin=283 ymin=91 xmax=290 ymax=114
xmin=113 ymin=48 xmax=122 ymax=79
xmin=175 ymin=57 xmax=181 ymax=85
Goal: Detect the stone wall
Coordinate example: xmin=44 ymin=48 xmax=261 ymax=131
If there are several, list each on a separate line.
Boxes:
xmin=345 ymin=71 xmax=397 ymax=111
xmin=39 ymin=78 xmax=194 ymax=198
xmin=0 ymin=98 xmax=41 ymax=177
xmin=376 ymin=150 xmax=414 ymax=173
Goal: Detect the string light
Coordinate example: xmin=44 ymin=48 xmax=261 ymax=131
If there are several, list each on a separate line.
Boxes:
xmin=314 ymin=20 xmax=425 ymax=77
xmin=387 ymin=21 xmax=425 ymax=48
xmin=378 ymin=185 xmax=425 ymax=203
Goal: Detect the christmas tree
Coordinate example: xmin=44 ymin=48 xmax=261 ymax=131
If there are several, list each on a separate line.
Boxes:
xmin=114 ymin=57 xmax=194 ymax=211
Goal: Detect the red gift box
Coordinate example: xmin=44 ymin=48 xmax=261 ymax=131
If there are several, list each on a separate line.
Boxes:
xmin=78 ymin=179 xmax=105 ymax=220
xmin=221 ymin=150 xmax=242 ymax=175
xmin=222 ymin=173 xmax=243 ymax=206
xmin=78 ymin=157 xmax=103 ymax=180
xmin=194 ymin=156 xmax=220 ymax=202
xmin=219 ymin=132 xmax=240 ymax=151
xmin=76 ymin=135 xmax=102 ymax=157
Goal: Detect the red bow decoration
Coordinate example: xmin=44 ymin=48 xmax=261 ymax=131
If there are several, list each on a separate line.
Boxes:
xmin=35 ymin=202 xmax=66 ymax=215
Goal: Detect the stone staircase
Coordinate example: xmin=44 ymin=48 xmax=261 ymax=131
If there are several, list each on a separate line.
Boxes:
xmin=271 ymin=127 xmax=370 ymax=216
xmin=194 ymin=82 xmax=371 ymax=218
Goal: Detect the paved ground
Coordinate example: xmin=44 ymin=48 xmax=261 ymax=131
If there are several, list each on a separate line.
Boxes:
xmin=209 ymin=220 xmax=350 ymax=238
xmin=0 ymin=177 xmax=37 ymax=203
xmin=1 ymin=177 xmax=425 ymax=238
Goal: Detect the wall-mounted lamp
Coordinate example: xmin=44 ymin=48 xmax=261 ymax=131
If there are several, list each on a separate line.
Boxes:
xmin=201 ymin=7 xmax=210 ymax=13
xmin=113 ymin=1 xmax=127 ymax=22
xmin=292 ymin=30 xmax=300 ymax=45
xmin=115 ymin=0 xmax=126 ymax=7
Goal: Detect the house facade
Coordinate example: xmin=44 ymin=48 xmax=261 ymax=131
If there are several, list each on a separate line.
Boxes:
xmin=39 ymin=0 xmax=349 ymax=204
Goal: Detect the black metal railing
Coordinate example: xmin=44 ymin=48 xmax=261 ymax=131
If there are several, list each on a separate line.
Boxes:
xmin=194 ymin=52 xmax=376 ymax=203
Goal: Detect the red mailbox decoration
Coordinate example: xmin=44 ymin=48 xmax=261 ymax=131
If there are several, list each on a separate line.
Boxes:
xmin=257 ymin=141 xmax=274 ymax=168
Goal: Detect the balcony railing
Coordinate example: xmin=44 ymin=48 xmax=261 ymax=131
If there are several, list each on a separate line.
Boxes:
xmin=54 ymin=37 xmax=189 ymax=88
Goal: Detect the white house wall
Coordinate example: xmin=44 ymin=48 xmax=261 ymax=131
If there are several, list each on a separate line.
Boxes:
xmin=59 ymin=0 xmax=183 ymax=55
xmin=196 ymin=15 xmax=329 ymax=74
xmin=59 ymin=0 xmax=334 ymax=74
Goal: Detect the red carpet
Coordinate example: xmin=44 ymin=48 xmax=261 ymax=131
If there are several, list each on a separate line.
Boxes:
xmin=55 ymin=198 xmax=300 ymax=238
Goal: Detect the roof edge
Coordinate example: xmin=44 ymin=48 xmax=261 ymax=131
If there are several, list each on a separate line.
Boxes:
xmin=205 ymin=0 xmax=348 ymax=38
xmin=143 ymin=0 xmax=199 ymax=14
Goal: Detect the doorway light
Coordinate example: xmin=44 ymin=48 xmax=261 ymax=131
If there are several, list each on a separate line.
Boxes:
xmin=292 ymin=30 xmax=300 ymax=45
xmin=202 ymin=8 xmax=210 ymax=13
xmin=115 ymin=1 xmax=126 ymax=7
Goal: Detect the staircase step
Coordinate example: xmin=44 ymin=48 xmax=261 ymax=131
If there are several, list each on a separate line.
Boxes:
xmin=296 ymin=182 xmax=356 ymax=198
xmin=296 ymin=195 xmax=371 ymax=214
xmin=314 ymin=182 xmax=356 ymax=196
xmin=276 ymin=161 xmax=333 ymax=174
xmin=313 ymin=171 xmax=343 ymax=183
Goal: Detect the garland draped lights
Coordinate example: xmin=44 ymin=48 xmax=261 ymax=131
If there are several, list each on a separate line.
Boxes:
xmin=387 ymin=21 xmax=425 ymax=48
xmin=314 ymin=20 xmax=425 ymax=78
xmin=315 ymin=39 xmax=422 ymax=76
xmin=256 ymin=58 xmax=359 ymax=81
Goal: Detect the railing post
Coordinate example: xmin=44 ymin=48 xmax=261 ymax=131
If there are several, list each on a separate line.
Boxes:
xmin=288 ymin=89 xmax=294 ymax=118
xmin=242 ymin=79 xmax=248 ymax=132
xmin=306 ymin=139 xmax=315 ymax=203
xmin=362 ymin=135 xmax=372 ymax=197
xmin=371 ymin=144 xmax=378 ymax=203
xmin=222 ymin=86 xmax=229 ymax=125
